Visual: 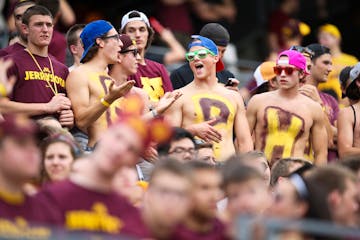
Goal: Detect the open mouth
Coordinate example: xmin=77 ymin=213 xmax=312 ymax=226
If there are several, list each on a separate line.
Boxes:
xmin=195 ymin=63 xmax=204 ymax=69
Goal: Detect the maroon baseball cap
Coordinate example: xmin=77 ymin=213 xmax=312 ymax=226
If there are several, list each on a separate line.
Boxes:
xmin=0 ymin=114 xmax=38 ymax=139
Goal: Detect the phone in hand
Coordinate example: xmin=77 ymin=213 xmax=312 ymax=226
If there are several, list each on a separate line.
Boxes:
xmin=149 ymin=17 xmax=165 ymax=34
xmin=225 ymin=78 xmax=236 ymax=87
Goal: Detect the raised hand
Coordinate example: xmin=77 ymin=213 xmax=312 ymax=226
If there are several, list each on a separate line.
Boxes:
xmin=0 ymin=59 xmax=16 ymax=97
xmin=106 ymin=80 xmax=135 ymax=103
xmin=155 ymin=91 xmax=182 ymax=115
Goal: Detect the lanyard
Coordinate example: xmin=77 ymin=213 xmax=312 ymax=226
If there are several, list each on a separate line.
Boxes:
xmin=25 ymin=49 xmax=58 ymax=95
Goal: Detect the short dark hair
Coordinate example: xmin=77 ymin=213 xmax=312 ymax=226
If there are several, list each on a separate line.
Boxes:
xmin=66 ymin=24 xmax=85 ymax=51
xmin=306 ymin=165 xmax=356 ymax=195
xmin=80 ymin=44 xmax=99 ymax=63
xmin=36 ymin=0 xmax=60 ymax=17
xmin=270 ymin=157 xmax=312 ymax=186
xmin=120 ymin=11 xmax=154 ymax=50
xmin=222 ymin=160 xmax=263 ymax=190
xmin=13 ymin=0 xmax=35 ymax=15
xmin=186 ymin=160 xmax=215 ymax=171
xmin=157 ymin=127 xmax=196 ymax=156
xmin=339 ymin=155 xmax=360 ymax=174
xmin=306 ymin=43 xmax=331 ymax=62
xmin=22 ymin=5 xmax=52 ymax=25
xmin=195 ymin=142 xmax=213 ymax=150
xmin=149 ymin=158 xmax=190 ymax=184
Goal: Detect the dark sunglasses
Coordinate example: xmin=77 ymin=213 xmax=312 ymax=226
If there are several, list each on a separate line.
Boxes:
xmin=100 ymin=34 xmax=120 ymax=41
xmin=119 ymin=48 xmax=138 ymax=57
xmin=273 ymin=66 xmax=300 ymax=75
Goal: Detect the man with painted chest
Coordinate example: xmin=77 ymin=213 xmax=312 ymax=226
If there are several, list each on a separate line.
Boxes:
xmin=246 ymin=50 xmax=327 ymax=166
xmin=164 ymin=35 xmax=253 ymax=161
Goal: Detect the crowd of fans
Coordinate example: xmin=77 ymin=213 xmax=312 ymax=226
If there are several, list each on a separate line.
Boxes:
xmin=0 ymin=0 xmax=360 ymax=239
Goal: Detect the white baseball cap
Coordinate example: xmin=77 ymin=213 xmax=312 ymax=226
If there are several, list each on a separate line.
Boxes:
xmin=121 ymin=10 xmax=150 ymax=31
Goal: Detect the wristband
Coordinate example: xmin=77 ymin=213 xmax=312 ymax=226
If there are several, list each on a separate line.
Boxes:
xmin=100 ymin=98 xmax=110 ymax=108
xmin=0 ymin=83 xmax=7 ymax=97
xmin=151 ymin=109 xmax=158 ymax=118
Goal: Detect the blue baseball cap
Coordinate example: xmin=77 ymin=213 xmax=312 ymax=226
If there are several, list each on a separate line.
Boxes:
xmin=80 ymin=20 xmax=114 ymax=63
xmin=188 ymin=35 xmax=218 ymax=56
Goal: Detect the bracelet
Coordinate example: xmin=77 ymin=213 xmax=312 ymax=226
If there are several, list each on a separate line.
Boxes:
xmin=151 ymin=109 xmax=158 ymax=118
xmin=100 ymin=98 xmax=110 ymax=108
xmin=0 ymin=83 xmax=7 ymax=97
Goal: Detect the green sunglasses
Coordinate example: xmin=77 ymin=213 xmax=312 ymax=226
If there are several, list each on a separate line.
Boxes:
xmin=185 ymin=49 xmax=215 ymax=61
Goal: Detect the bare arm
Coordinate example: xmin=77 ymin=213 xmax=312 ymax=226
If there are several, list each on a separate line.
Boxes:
xmin=59 ymin=0 xmax=76 ymax=26
xmin=161 ymin=29 xmax=186 ymax=65
xmin=143 ymin=91 xmax=182 ymax=121
xmin=311 ymin=104 xmax=328 ymax=165
xmin=0 ymin=94 xmax=71 ymax=116
xmin=163 ymin=91 xmax=183 ymax=126
xmin=337 ymin=108 xmax=360 ymax=159
xmin=66 ymin=71 xmax=134 ymax=130
xmin=234 ymin=93 xmax=253 ymax=152
xmin=246 ymin=95 xmax=260 ymax=135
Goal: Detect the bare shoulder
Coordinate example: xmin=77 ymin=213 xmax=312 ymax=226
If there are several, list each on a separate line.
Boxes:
xmin=338 ymin=106 xmax=354 ymax=120
xmin=247 ymin=91 xmax=274 ymax=106
xmin=67 ymin=65 xmax=89 ymax=83
xmin=299 ymin=94 xmax=322 ymax=110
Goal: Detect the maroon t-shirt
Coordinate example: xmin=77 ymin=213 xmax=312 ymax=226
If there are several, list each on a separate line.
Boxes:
xmin=0 ymin=42 xmax=25 ymax=58
xmin=172 ymin=218 xmax=229 ymax=240
xmin=35 ymin=180 xmax=150 ymax=238
xmin=6 ymin=49 xmax=68 ymax=105
xmin=319 ymin=91 xmax=339 ymax=162
xmin=48 ymin=30 xmax=67 ymax=64
xmin=128 ymin=58 xmax=173 ymax=102
xmin=0 ymin=192 xmax=61 ymax=238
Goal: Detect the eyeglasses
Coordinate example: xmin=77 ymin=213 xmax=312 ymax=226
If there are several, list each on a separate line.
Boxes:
xmin=289 ymin=45 xmax=314 ymax=59
xmin=101 ymin=34 xmax=120 ymax=41
xmin=185 ymin=49 xmax=215 ymax=62
xmin=169 ymin=147 xmax=196 ymax=155
xmin=119 ymin=48 xmax=138 ymax=57
xmin=273 ymin=66 xmax=300 ymax=75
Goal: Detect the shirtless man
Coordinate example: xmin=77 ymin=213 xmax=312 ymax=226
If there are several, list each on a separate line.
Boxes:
xmin=66 ymin=20 xmax=134 ymax=149
xmin=246 ymin=50 xmax=327 ymax=165
xmin=338 ymin=63 xmax=360 ymax=159
xmin=164 ymin=35 xmax=253 ymax=161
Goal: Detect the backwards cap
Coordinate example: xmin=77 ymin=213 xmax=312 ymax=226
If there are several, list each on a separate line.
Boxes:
xmin=80 ymin=20 xmax=113 ymax=63
xmin=346 ymin=62 xmax=360 ymax=100
xmin=319 ymin=24 xmax=341 ymax=39
xmin=119 ymin=34 xmax=135 ymax=51
xmin=277 ymin=50 xmax=306 ymax=71
xmin=254 ymin=61 xmax=277 ymax=86
xmin=199 ymin=23 xmax=230 ymax=47
xmin=188 ymin=35 xmax=218 ymax=56
xmin=121 ymin=10 xmax=150 ymax=31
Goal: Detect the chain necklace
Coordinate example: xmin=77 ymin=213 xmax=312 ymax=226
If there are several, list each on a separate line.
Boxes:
xmin=25 ymin=48 xmax=58 ymax=95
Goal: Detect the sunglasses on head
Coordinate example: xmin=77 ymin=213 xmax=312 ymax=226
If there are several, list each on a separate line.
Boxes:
xmin=185 ymin=49 xmax=215 ymax=62
xmin=273 ymin=66 xmax=300 ymax=75
xmin=119 ymin=48 xmax=138 ymax=57
xmin=289 ymin=45 xmax=315 ymax=59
